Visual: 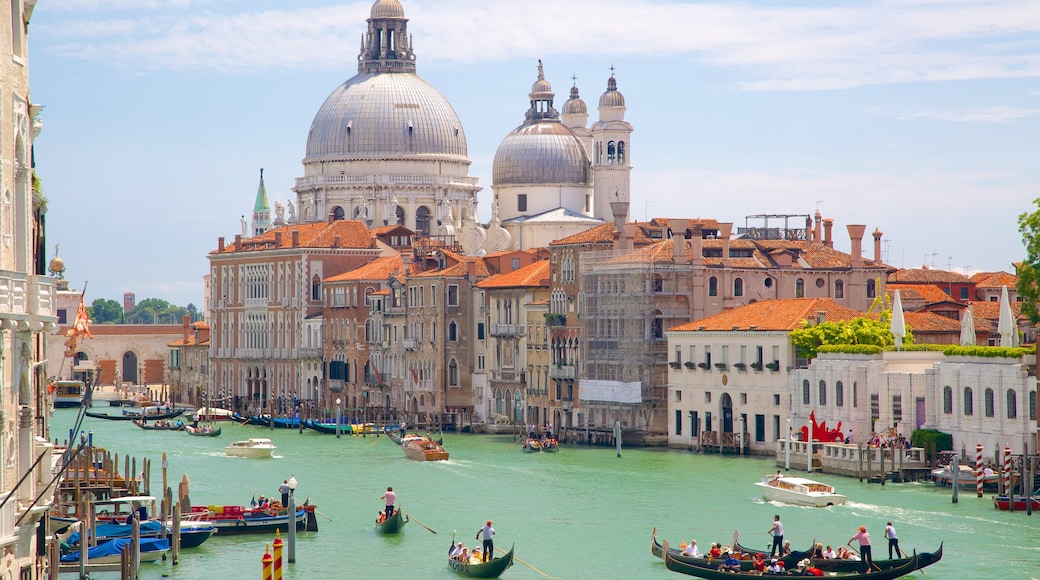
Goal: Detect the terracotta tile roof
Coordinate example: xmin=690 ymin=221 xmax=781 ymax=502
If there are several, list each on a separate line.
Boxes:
xmin=529 ymin=297 xmax=551 ymax=305
xmin=966 ymin=300 xmax=1022 ymax=321
xmin=168 ymin=337 xmax=211 ymax=347
xmin=888 ymin=267 xmax=970 ymax=284
xmin=61 ymin=324 xmax=185 ymax=336
xmin=901 ymin=311 xmax=962 ymax=333
xmin=476 ymin=261 xmax=550 ymax=289
xmin=372 ymin=288 xmax=390 ymax=295
xmin=887 ymin=284 xmax=951 ymax=304
xmin=549 ymin=223 xmax=618 ymax=246
xmin=969 ymin=271 xmax=1018 ymax=288
xmin=212 ymin=220 xmax=376 ymax=254
xmin=325 ymin=255 xmax=404 ymax=283
xmin=412 ymin=256 xmax=489 ymax=279
xmin=670 ymin=298 xmax=865 ymax=332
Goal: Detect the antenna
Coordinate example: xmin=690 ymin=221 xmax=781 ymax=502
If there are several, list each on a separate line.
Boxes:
xmin=815 ymin=200 xmax=824 ymax=212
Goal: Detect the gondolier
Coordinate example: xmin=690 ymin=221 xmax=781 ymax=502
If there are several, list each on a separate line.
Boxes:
xmin=767 ymin=515 xmax=784 ymax=559
xmin=382 ymin=487 xmax=396 ymax=518
xmin=476 ymin=520 xmax=495 ymax=563
xmin=279 ymin=480 xmax=291 ymax=507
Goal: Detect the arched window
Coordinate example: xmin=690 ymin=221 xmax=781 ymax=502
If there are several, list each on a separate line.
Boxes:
xmin=395 ymin=205 xmax=405 ymax=226
xmin=835 ymin=381 xmax=844 ymax=407
xmin=818 ymin=380 xmax=827 ymax=406
xmin=963 ymin=387 xmax=974 ymax=416
xmin=708 ymin=276 xmax=718 ymax=297
xmin=795 ymin=278 xmax=805 ymax=298
xmin=802 ymin=380 xmax=810 ymax=405
xmin=448 ymin=321 xmax=458 ymax=342
xmin=834 ymin=280 xmax=844 ymax=299
xmin=617 ymin=141 xmax=626 ymax=164
xmin=1006 ymin=389 xmax=1017 ymax=419
xmin=984 ymin=388 xmax=995 ymax=417
xmin=607 ymin=141 xmax=616 ymax=163
xmin=415 ymin=206 xmax=432 ymax=235
xmin=332 ymin=206 xmax=345 ymax=220
xmin=311 ymin=275 xmax=321 ymax=301
xmin=866 ymin=279 xmax=876 ymax=299
xmin=448 ymin=359 xmax=459 ymax=386
xmin=733 ymin=278 xmax=744 ymax=297
xmin=651 ymin=310 xmax=663 ymax=339
xmin=943 ymin=386 xmax=953 ymax=414
xmin=652 ymin=274 xmax=663 ymax=293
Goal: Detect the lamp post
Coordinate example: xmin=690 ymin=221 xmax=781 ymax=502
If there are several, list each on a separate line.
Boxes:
xmin=785 ymin=419 xmax=791 ymax=471
xmin=335 ymin=398 xmax=342 ymax=438
xmin=286 ymin=475 xmax=297 ymax=563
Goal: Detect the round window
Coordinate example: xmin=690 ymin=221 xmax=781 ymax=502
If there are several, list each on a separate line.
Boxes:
xmin=816 ymin=278 xmax=825 ymax=288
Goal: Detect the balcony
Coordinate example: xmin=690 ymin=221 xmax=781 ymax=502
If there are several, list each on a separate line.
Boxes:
xmin=0 ymin=272 xmax=57 ymax=329
xmin=383 ymin=304 xmax=406 ymax=317
xmin=298 ymin=347 xmax=321 ymax=358
xmin=402 ymin=339 xmax=418 ymax=350
xmin=490 ymin=323 xmax=525 ymax=337
xmin=549 ymin=364 xmax=577 ymax=380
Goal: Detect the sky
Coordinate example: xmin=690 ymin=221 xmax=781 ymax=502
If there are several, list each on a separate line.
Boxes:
xmin=29 ymin=0 xmax=1040 ymax=310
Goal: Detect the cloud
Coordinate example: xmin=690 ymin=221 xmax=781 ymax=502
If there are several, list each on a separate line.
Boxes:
xmin=32 ymin=0 xmax=1040 ymax=89
xmin=895 ymin=106 xmax=1039 ymax=123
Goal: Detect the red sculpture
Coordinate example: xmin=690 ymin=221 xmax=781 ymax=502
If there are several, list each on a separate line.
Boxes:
xmin=799 ymin=411 xmax=844 ymax=443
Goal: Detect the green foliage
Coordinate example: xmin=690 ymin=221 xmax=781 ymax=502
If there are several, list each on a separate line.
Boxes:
xmin=886 ymin=343 xmax=947 ymax=352
xmin=1017 ymin=199 xmax=1040 ymax=324
xmin=817 ymin=344 xmax=883 ymax=355
xmin=89 ymin=298 xmax=124 ymax=324
xmin=911 ymin=429 xmax=952 ymax=461
xmin=942 ymin=345 xmax=1035 ymax=359
xmin=789 ymin=316 xmax=912 ymax=359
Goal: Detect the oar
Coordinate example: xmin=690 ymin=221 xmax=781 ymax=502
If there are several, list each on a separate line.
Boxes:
xmin=497 ymin=546 xmax=553 ymax=579
xmin=312 ymin=508 xmax=334 ymax=522
xmin=401 ymin=510 xmax=436 ymax=534
xmin=845 ymin=544 xmax=881 ymax=572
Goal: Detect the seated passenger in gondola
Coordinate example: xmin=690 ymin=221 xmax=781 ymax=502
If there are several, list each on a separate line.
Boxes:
xmin=470 ymin=548 xmax=482 ymax=564
xmin=751 ymin=552 xmax=766 ymax=572
xmin=765 ymin=558 xmax=784 ymax=574
xmin=717 ymin=551 xmax=741 ymax=572
xmin=450 ymin=543 xmax=464 ymax=560
xmin=682 ymin=539 xmax=701 ymax=557
xmin=823 ymin=546 xmax=837 ymax=559
xmin=376 ymin=511 xmax=385 ymax=524
xmin=458 ymin=548 xmax=469 ymax=562
xmin=811 ymin=543 xmax=824 ymax=558
xmin=708 ymin=543 xmax=722 ymax=559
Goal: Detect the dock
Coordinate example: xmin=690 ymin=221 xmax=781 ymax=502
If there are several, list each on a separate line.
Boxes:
xmin=775 ymin=440 xmax=931 ymax=482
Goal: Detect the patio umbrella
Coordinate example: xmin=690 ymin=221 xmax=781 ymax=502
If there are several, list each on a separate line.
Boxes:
xmin=959 ymin=306 xmax=976 ymax=346
xmin=997 ymin=285 xmax=1018 ymax=347
xmin=890 ymin=290 xmax=906 ymax=350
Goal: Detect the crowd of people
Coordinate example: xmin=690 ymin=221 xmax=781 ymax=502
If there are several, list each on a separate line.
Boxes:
xmin=864 ymin=427 xmax=909 ymax=449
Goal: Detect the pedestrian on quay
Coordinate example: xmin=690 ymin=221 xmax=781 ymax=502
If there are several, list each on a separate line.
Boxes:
xmin=884 ymin=522 xmax=903 ymax=559
xmin=767 ymin=514 xmax=784 ymax=559
xmin=381 ymin=486 xmax=397 ymax=518
xmin=848 ymin=525 xmax=875 ymax=573
xmin=476 ymin=519 xmax=495 ymax=562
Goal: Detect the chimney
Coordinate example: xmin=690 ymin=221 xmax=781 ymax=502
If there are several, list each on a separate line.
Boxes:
xmin=668 ymin=220 xmax=688 ymax=263
xmin=813 ymin=210 xmax=822 ymax=244
xmin=690 ymin=225 xmax=704 ymax=266
xmin=610 ymin=200 xmax=629 ymax=232
xmin=275 ymin=232 xmax=282 ymax=247
xmin=847 ymin=224 xmax=866 ymax=268
xmin=218 ymin=237 xmax=225 ymax=251
xmin=292 ymin=230 xmax=300 ymax=248
xmin=182 ymin=315 xmax=191 ymax=344
xmin=333 ymin=235 xmax=341 ymax=248
xmin=234 ymin=234 xmax=242 ymax=248
xmin=873 ymin=228 xmax=883 ymax=263
xmin=328 ymin=212 xmax=336 ymax=224
xmin=805 ymin=216 xmax=813 ymax=242
xmin=719 ymin=223 xmax=733 ymax=266
xmin=467 ymin=260 xmax=477 ymax=277
xmin=822 ymin=219 xmax=834 ymax=248
xmin=618 ymin=223 xmax=637 ymax=250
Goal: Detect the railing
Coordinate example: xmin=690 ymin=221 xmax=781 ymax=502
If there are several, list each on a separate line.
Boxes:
xmin=0 ymin=270 xmax=27 ymax=315
xmin=549 ymin=365 xmax=577 ymax=380
xmin=490 ymin=324 xmax=525 ymax=337
xmin=298 ymin=348 xmax=321 ymax=358
xmin=295 ymin=173 xmax=480 ymax=189
xmin=0 ymin=491 xmax=17 ymax=545
xmin=402 ymin=339 xmax=417 ymax=350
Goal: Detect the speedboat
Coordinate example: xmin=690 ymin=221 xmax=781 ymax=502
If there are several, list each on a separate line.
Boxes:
xmin=754 ymin=474 xmax=847 ymax=507
xmin=931 ymin=464 xmax=1003 ymax=490
xmin=401 ymin=435 xmax=449 ymax=461
xmin=225 ymin=438 xmax=276 ymax=459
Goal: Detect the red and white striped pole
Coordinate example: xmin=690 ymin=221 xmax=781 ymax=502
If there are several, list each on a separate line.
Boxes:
xmin=975 ymin=442 xmax=984 ymax=497
xmin=1003 ymin=445 xmax=1012 ymax=495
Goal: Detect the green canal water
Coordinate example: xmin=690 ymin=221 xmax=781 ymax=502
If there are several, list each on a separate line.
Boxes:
xmin=51 ymin=409 xmax=1038 ymax=579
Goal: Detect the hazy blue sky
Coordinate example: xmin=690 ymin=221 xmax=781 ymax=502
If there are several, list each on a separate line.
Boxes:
xmin=30 ymin=0 xmax=1040 ymax=309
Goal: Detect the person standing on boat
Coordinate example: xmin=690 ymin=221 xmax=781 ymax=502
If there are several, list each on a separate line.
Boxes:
xmin=476 ymin=520 xmax=495 ymax=563
xmin=848 ymin=525 xmax=874 ymax=573
xmin=279 ymin=480 xmax=290 ymax=508
xmin=381 ymin=487 xmax=396 ymax=518
xmin=884 ymin=522 xmax=903 ymax=559
xmin=767 ymin=514 xmax=784 ymax=559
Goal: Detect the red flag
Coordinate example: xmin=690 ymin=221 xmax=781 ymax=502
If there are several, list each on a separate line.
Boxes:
xmin=411 ymin=368 xmax=419 ymax=384
xmin=373 ymin=365 xmax=383 ymax=384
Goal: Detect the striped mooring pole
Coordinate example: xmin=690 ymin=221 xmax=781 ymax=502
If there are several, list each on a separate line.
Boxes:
xmin=261 ymin=544 xmax=273 ymax=580
xmin=273 ymin=529 xmax=284 ymax=580
xmin=975 ymin=442 xmax=984 ymax=498
xmin=1003 ymin=445 xmax=1012 ymax=495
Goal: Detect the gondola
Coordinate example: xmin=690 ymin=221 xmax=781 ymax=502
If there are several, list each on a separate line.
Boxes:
xmin=810 ymin=542 xmax=942 ymax=573
xmin=732 ymin=530 xmax=813 ymax=562
xmin=650 ymin=528 xmax=763 ymax=571
xmin=132 ymin=418 xmax=184 ymax=431
xmin=85 ymin=408 xmax=185 ymax=421
xmin=374 ymin=509 xmax=408 ymax=534
xmin=662 ymin=539 xmax=920 ymax=579
xmin=541 ymin=439 xmax=560 ymax=452
xmin=448 ymin=541 xmax=514 ymax=578
xmin=184 ymin=425 xmax=222 ymax=437
xmin=306 ymin=419 xmax=350 ymax=435
xmin=521 ymin=438 xmax=541 ymax=452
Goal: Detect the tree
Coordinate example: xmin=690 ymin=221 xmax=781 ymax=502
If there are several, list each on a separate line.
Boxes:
xmin=790 ymin=316 xmax=912 ymax=359
xmin=88 ymin=298 xmax=124 ymax=324
xmin=1017 ymin=198 xmax=1040 ymax=324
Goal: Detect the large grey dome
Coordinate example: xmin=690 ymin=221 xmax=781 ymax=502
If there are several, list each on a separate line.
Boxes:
xmin=492 ymin=122 xmax=590 ymax=186
xmin=305 ymin=72 xmax=468 ymax=161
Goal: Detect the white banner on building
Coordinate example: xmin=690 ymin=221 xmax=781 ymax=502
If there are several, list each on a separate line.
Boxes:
xmin=580 ymin=380 xmax=642 ymax=404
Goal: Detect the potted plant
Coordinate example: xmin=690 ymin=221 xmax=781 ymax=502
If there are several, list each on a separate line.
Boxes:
xmin=733 ymin=362 xmax=747 ymax=370
xmin=684 ymin=361 xmax=696 ymax=370
xmin=698 ymin=362 xmax=710 ymax=370
xmin=766 ymin=361 xmax=780 ymax=371
xmin=669 ymin=361 xmax=681 ymax=369
xmin=714 ymin=362 xmax=728 ymax=371
xmin=750 ymin=362 xmax=763 ymax=371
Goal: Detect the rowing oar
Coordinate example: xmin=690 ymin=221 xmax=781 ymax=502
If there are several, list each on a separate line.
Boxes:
xmin=496 ymin=546 xmax=553 ymax=579
xmin=313 ymin=508 xmax=334 ymax=522
xmin=401 ymin=510 xmax=436 ymax=534
xmin=845 ymin=545 xmax=881 ymax=572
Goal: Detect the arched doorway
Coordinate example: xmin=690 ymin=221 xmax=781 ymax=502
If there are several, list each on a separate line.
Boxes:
xmin=720 ymin=393 xmax=734 ymax=434
xmin=122 ymin=352 xmax=138 ymax=384
xmin=513 ymin=390 xmax=523 ymax=422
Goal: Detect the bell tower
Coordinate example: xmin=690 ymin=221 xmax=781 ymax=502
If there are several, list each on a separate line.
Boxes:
xmin=591 ymin=72 xmax=632 ymax=223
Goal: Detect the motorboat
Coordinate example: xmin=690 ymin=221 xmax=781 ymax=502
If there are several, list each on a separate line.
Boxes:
xmin=225 ymin=438 xmax=277 ymax=459
xmin=401 ymin=435 xmax=449 ymax=461
xmin=930 ymin=464 xmax=1004 ymax=490
xmin=51 ymin=380 xmax=85 ymax=408
xmin=193 ymin=407 xmax=237 ymax=422
xmin=754 ymin=474 xmax=847 ymax=507
xmin=61 ymin=537 xmax=170 ymax=564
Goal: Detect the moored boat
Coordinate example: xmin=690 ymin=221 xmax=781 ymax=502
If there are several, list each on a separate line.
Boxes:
xmin=61 ymin=537 xmax=170 ymax=564
xmin=662 ymin=539 xmax=920 ymax=579
xmin=188 ymin=503 xmax=314 ymax=535
xmin=401 ymin=435 xmax=449 ymax=461
xmin=375 ymin=509 xmax=408 ymax=534
xmin=930 ymin=464 xmax=1004 ymax=490
xmin=192 ymin=407 xmax=236 ymax=422
xmin=754 ymin=474 xmax=846 ymax=507
xmin=993 ymin=493 xmax=1040 ymax=510
xmin=84 ymin=408 xmax=185 ymax=421
xmin=225 ymin=438 xmax=277 ymax=458
xmin=448 ymin=541 xmax=514 ymax=578
xmin=51 ymin=380 xmax=85 ymax=408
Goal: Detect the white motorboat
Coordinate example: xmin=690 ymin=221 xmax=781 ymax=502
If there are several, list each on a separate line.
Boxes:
xmin=225 ymin=438 xmax=276 ymax=459
xmin=754 ymin=474 xmax=847 ymax=507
